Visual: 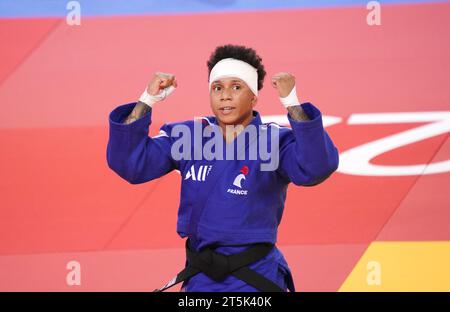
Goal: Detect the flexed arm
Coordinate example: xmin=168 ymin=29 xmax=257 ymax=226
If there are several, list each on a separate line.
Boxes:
xmin=107 ymin=72 xmax=179 ymax=184
xmin=272 ymin=72 xmax=339 ymax=186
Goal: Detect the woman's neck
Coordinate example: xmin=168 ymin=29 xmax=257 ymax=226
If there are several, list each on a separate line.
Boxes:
xmin=217 ymin=111 xmax=254 ymax=144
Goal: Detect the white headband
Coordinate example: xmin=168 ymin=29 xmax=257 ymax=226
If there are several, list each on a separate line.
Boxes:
xmin=208 ymin=58 xmax=258 ymax=96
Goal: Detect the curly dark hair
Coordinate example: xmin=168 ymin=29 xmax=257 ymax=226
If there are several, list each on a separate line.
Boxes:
xmin=207 ymin=44 xmax=266 ymax=91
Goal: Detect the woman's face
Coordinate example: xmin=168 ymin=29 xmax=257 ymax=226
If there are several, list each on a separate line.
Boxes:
xmin=209 ymin=77 xmax=257 ymax=127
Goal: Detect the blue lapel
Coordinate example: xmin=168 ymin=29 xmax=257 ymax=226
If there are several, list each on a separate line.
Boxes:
xmin=187 ymin=110 xmax=261 ymax=250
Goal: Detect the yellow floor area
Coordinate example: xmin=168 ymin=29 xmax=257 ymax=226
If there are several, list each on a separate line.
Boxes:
xmin=339 ymin=241 xmax=450 ymax=291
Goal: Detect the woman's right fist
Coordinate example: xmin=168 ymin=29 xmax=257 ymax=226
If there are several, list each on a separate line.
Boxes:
xmin=139 ymin=72 xmax=177 ymax=107
xmin=147 ymin=72 xmax=177 ymax=96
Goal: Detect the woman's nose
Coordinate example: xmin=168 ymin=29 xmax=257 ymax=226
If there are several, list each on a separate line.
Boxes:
xmin=221 ymin=88 xmax=232 ymax=101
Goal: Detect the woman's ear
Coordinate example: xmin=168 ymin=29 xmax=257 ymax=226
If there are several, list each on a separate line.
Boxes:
xmin=251 ymin=95 xmax=258 ymax=107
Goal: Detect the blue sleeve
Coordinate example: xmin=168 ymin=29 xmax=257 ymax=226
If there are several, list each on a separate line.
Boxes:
xmin=278 ymin=102 xmax=339 ymax=186
xmin=106 ymin=102 xmax=178 ymax=184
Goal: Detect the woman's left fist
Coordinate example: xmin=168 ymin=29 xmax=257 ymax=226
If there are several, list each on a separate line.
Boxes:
xmin=271 ymin=72 xmax=296 ymax=98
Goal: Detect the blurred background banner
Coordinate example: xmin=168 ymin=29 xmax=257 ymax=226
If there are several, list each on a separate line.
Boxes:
xmin=0 ymin=0 xmax=449 ymax=291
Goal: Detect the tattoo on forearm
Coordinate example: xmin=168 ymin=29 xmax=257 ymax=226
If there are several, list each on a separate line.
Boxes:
xmin=287 ymin=105 xmax=310 ymax=121
xmin=123 ymin=101 xmax=151 ymax=124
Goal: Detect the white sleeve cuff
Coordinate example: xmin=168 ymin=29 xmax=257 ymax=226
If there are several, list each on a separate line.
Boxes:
xmin=279 ymin=85 xmax=300 ymax=108
xmin=139 ymin=85 xmax=176 ymax=107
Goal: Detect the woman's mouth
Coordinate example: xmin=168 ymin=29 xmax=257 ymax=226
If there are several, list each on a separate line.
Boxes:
xmin=219 ymin=106 xmax=235 ymax=115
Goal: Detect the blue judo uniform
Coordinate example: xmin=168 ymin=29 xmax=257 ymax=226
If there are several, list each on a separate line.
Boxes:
xmin=107 ymin=101 xmax=339 ymax=292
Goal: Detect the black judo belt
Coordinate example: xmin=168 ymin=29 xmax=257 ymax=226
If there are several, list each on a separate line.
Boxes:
xmin=153 ymin=238 xmax=285 ymax=292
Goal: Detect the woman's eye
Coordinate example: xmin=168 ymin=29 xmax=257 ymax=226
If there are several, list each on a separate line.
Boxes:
xmin=213 ymin=85 xmax=240 ymax=91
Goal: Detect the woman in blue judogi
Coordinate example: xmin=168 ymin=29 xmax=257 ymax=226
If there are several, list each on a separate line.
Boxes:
xmin=107 ymin=44 xmax=339 ymax=292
